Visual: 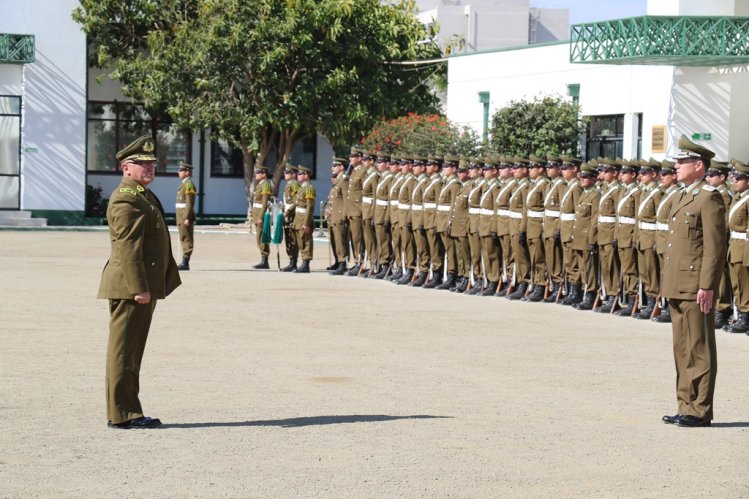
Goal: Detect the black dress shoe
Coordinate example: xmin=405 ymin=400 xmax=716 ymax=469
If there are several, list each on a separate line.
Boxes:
xmin=108 ymin=416 xmax=162 ymax=429
xmin=675 ymin=415 xmax=711 ymax=427
xmin=662 ymin=414 xmax=680 ymax=425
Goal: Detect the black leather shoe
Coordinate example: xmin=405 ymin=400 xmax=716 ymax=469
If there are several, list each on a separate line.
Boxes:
xmin=675 ymin=415 xmax=711 ymax=427
xmin=108 ymin=416 xmax=162 ymax=429
xmin=662 ymin=414 xmax=680 ymax=425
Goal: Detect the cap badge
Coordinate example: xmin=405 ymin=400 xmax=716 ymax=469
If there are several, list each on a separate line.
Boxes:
xmin=143 ymin=139 xmax=155 ymax=153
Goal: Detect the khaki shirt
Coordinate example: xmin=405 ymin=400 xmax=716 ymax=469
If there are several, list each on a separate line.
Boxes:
xmin=327 ymin=175 xmax=347 ymax=225
xmin=572 ymin=186 xmax=601 ymax=250
xmin=478 ymin=178 xmax=499 ymax=237
xmin=292 ymin=181 xmax=316 ymax=229
xmin=543 ymin=177 xmax=566 ymax=238
xmin=559 ymin=179 xmax=582 ymax=243
xmin=345 ymin=164 xmax=366 ymax=218
xmin=283 ymin=179 xmax=300 ymax=220
xmin=467 ymin=178 xmax=485 ymax=235
xmin=411 ymin=174 xmax=429 ymax=229
xmin=436 ymin=175 xmax=460 ymax=233
xmin=494 ymin=178 xmax=515 ymax=236
xmin=597 ymin=181 xmax=621 ymax=245
xmin=614 ymin=182 xmax=639 ymax=248
xmin=655 ymin=184 xmax=681 ymax=255
xmin=525 ymin=176 xmax=549 ymax=239
xmin=251 ymin=179 xmax=272 ymax=223
xmin=374 ymin=171 xmax=393 ymax=225
xmin=635 ymin=182 xmax=663 ymax=251
xmin=727 ymin=189 xmax=749 ymax=264
xmin=361 ymin=167 xmax=380 ymax=220
xmin=450 ymin=180 xmax=471 ymax=237
xmin=422 ymin=173 xmax=443 ymax=230
xmin=176 ymin=177 xmax=196 ymax=223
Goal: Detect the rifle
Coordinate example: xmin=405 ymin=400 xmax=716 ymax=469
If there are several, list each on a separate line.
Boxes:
xmin=651 ymin=293 xmax=663 ymax=320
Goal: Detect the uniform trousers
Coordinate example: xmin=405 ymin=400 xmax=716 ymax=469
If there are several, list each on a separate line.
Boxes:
xmin=106 ymin=299 xmax=157 ymax=424
xmin=414 ymin=228 xmax=430 ymax=273
xmin=427 ymin=229 xmax=445 ymax=273
xmin=255 ymin=228 xmax=269 ymax=256
xmin=573 ymin=248 xmax=598 ymax=294
xmin=636 ymin=244 xmax=659 ymax=297
xmin=375 ymin=223 xmax=392 ymax=265
xmin=668 ymin=298 xmax=717 ymax=421
xmin=283 ymin=224 xmax=298 ymax=259
xmin=295 ymin=228 xmax=313 ymax=260
xmin=363 ymin=217 xmax=376 ymax=263
xmin=330 ymin=222 xmax=348 ymax=263
xmin=599 ymin=243 xmax=620 ymax=297
xmin=178 ymin=222 xmax=194 ymax=258
xmin=391 ymin=222 xmax=402 ymax=267
xmin=510 ymin=234 xmax=531 ymax=285
xmin=441 ymin=232 xmax=456 ymax=275
xmin=617 ymin=244 xmax=638 ymax=297
xmin=728 ymin=261 xmax=749 ymax=313
xmin=498 ymin=234 xmax=512 ymax=281
xmin=480 ymin=235 xmax=500 ymax=283
xmin=562 ymin=240 xmax=580 ymax=284
xmin=454 ymin=235 xmax=470 ymax=278
xmin=469 ymin=231 xmax=482 ymax=279
xmin=716 ymin=262 xmax=733 ymax=312
xmin=543 ymin=235 xmax=563 ymax=284
xmin=527 ymin=236 xmax=546 ymax=286
xmin=400 ymin=225 xmax=416 ymax=270
xmin=347 ymin=215 xmax=364 ymax=263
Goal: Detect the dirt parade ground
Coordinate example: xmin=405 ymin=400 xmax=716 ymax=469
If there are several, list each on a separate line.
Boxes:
xmin=2 ymin=227 xmax=749 ymax=498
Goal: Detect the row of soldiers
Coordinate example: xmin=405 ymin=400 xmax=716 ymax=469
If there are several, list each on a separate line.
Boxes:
xmin=322 ymin=146 xmax=749 ymax=333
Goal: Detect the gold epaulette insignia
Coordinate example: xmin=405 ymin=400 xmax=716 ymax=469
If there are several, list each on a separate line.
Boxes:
xmin=119 ymin=187 xmax=137 ymax=195
xmin=702 ymin=185 xmax=716 ymax=192
xmin=136 ymin=185 xmax=145 ymax=192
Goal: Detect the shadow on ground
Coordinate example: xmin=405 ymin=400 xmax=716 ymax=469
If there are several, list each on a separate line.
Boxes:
xmin=161 ymin=414 xmax=451 ymax=429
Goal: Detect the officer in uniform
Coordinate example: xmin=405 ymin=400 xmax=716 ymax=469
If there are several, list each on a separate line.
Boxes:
xmin=422 ymin=155 xmax=445 ymax=288
xmin=435 ymin=155 xmax=461 ymax=290
xmin=449 ymin=161 xmax=472 ymax=293
xmin=493 ymin=158 xmax=516 ymax=295
xmin=281 ymin=165 xmax=300 ymax=272
xmin=175 ymin=161 xmax=197 ymax=271
xmin=594 ymin=158 xmax=622 ymax=313
xmin=292 ymin=165 xmax=316 ymax=273
xmin=558 ymin=156 xmax=583 ymax=305
xmin=572 ymin=162 xmax=601 ymax=311
xmin=251 ymin=165 xmax=273 ymax=269
xmin=360 ymin=151 xmax=380 ymax=274
xmin=652 ymin=160 xmax=680 ymax=323
xmin=612 ymin=160 xmax=640 ymax=314
xmin=725 ymin=159 xmax=749 ymax=333
xmin=473 ymin=159 xmax=501 ymax=296
xmin=345 ymin=147 xmax=366 ymax=275
xmin=99 ymin=134 xmax=181 ymax=429
xmin=542 ymin=156 xmax=566 ymax=302
xmin=410 ymin=156 xmax=431 ymax=286
xmin=327 ymin=158 xmax=349 ymax=275
xmin=661 ymin=135 xmax=726 ymax=428
xmin=507 ymin=158 xmax=532 ymax=300
xmin=395 ymin=157 xmax=417 ymax=284
xmin=705 ymin=160 xmax=734 ymax=328
xmin=523 ymin=155 xmax=550 ymax=302
xmin=386 ymin=156 xmax=406 ymax=281
xmin=465 ymin=160 xmax=486 ymax=291
xmin=371 ymin=155 xmax=393 ymax=278
xmin=634 ymin=159 xmax=663 ymax=319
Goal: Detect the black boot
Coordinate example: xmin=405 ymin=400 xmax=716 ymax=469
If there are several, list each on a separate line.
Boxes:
xmin=452 ymin=277 xmax=468 ymax=293
xmin=437 ymin=273 xmax=456 ymax=290
xmin=595 ymin=295 xmax=616 ymax=313
xmin=480 ymin=281 xmax=498 ymax=296
xmin=177 ymin=256 xmax=190 ymax=271
xmin=326 ymin=261 xmax=339 ymax=271
xmin=614 ymin=295 xmax=635 ymax=316
xmin=281 ymin=257 xmax=297 ymax=272
xmin=294 ymin=259 xmax=310 ymax=273
xmin=652 ymin=304 xmax=671 ymax=323
xmin=387 ymin=266 xmax=403 ymax=282
xmin=636 ymin=295 xmax=656 ymax=319
xmin=345 ymin=263 xmax=361 ymax=276
xmin=396 ymin=269 xmax=414 ymax=285
xmin=508 ymin=282 xmax=529 ymax=300
xmin=253 ymin=255 xmax=269 ymax=269
xmin=714 ymin=308 xmax=732 ymax=329
xmin=410 ymin=271 xmax=428 ymax=287
xmin=423 ymin=272 xmax=443 ymax=289
xmin=329 ymin=261 xmax=346 ymax=276
xmin=371 ymin=264 xmax=390 ymax=280
xmin=727 ymin=312 xmax=749 ymax=333
xmin=561 ymin=283 xmax=582 ymax=306
xmin=574 ymin=291 xmax=596 ymax=310
xmin=465 ymin=278 xmax=484 ymax=295
xmin=524 ymin=284 xmax=545 ymax=302
xmin=544 ymin=282 xmax=561 ymax=303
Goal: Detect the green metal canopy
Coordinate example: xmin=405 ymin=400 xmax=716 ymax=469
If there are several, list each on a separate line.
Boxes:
xmin=0 ymin=34 xmax=35 ymax=64
xmin=570 ymin=16 xmax=749 ymax=66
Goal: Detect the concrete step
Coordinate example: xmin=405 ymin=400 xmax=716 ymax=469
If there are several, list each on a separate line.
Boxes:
xmin=0 ymin=211 xmax=47 ymax=227
xmin=0 ymin=210 xmax=32 ymax=219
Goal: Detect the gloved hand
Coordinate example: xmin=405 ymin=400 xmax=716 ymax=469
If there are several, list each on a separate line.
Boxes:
xmin=589 ymin=244 xmax=597 ymax=253
xmin=612 ymin=239 xmax=618 ymax=250
xmin=406 ymin=223 xmax=413 ymax=233
xmin=370 ymin=218 xmax=375 ymax=228
xmin=446 ymin=227 xmax=451 ymax=237
xmin=554 ymin=230 xmax=560 ymax=242
xmin=490 ymin=232 xmax=498 ymax=243
xmin=418 ymin=225 xmax=426 ymax=235
xmin=519 ymin=232 xmax=527 ymax=245
xmin=384 ymin=221 xmax=391 ymax=230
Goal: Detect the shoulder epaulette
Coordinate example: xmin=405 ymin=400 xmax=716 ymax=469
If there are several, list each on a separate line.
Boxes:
xmin=305 ymin=185 xmax=316 ymax=199
xmin=119 ymin=187 xmax=137 ymax=196
xmin=260 ymin=182 xmax=273 ymax=195
xmin=702 ymin=185 xmax=716 ymax=192
xmin=185 ymin=182 xmax=197 ymax=194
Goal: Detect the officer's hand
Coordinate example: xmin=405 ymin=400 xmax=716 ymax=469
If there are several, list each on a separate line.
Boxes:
xmin=418 ymin=225 xmax=425 ymax=235
xmin=370 ymin=219 xmax=375 ymax=228
xmin=446 ymin=227 xmax=451 ymax=237
xmin=553 ymin=230 xmax=560 ymax=241
xmin=519 ymin=232 xmax=527 ymax=245
xmin=303 ymin=225 xmax=311 ymax=234
xmin=384 ymin=221 xmax=391 ymax=230
xmin=697 ymin=288 xmax=714 ymax=314
xmin=612 ymin=239 xmax=618 ymax=250
xmin=491 ymin=231 xmax=498 ymax=243
xmin=589 ymin=244 xmax=597 ymax=253
xmin=184 ymin=219 xmax=191 ymax=226
xmin=406 ymin=223 xmax=413 ymax=233
xmin=134 ymin=291 xmax=151 ymax=305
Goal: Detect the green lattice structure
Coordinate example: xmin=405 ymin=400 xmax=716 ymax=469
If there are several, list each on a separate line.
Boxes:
xmin=0 ymin=34 xmax=35 ymax=64
xmin=570 ymin=16 xmax=749 ymax=66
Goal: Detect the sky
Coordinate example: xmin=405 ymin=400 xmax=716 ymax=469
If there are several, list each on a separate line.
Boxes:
xmin=531 ymin=0 xmax=649 ymax=24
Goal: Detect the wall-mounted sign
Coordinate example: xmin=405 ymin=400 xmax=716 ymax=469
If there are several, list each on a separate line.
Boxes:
xmin=652 ymin=126 xmax=666 ymax=153
xmin=691 ymin=133 xmax=712 ymax=141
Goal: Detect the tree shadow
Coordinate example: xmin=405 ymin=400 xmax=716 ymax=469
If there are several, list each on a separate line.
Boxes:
xmin=160 ymin=414 xmax=450 ymax=429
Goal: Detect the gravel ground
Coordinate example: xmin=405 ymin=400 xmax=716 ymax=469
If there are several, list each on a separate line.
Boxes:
xmin=2 ymin=228 xmax=749 ymax=498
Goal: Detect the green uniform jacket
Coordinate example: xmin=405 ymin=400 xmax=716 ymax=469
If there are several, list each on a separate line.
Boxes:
xmin=525 ymin=176 xmax=549 ymax=239
xmin=251 ymin=179 xmax=272 ymax=222
xmin=597 ymin=181 xmax=621 ymax=245
xmin=572 ymin=186 xmax=601 ymax=250
xmin=293 ymin=181 xmax=316 ymax=229
xmin=449 ymin=180 xmax=471 ymax=237
xmin=98 ymin=177 xmax=181 ymax=300
xmin=327 ymin=175 xmax=347 ymax=225
xmin=662 ymin=181 xmax=727 ymax=300
xmin=436 ymin=175 xmax=460 ymax=233
xmin=176 ymin=177 xmax=196 ymax=223
xmin=374 ymin=171 xmax=393 ymax=225
xmin=636 ymin=183 xmax=663 ymax=251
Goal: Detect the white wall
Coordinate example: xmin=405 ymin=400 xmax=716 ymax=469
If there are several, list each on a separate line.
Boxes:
xmin=0 ymin=0 xmax=87 ymax=212
xmin=0 ymin=65 xmax=23 ymax=94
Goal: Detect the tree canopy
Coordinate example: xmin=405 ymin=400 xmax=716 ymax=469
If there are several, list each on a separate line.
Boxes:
xmin=73 ymin=0 xmax=443 ymax=193
xmin=488 ymin=95 xmax=585 ymax=157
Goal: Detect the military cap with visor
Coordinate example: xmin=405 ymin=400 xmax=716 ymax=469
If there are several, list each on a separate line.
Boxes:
xmin=349 ymin=146 xmax=363 ymax=157
xmin=178 ymin=161 xmax=193 ymax=171
xmin=116 ymin=134 xmax=157 ymax=163
xmin=332 ymin=156 xmax=347 ymax=165
xmin=255 ymin=165 xmax=269 ymax=173
xmin=284 ymin=164 xmax=298 ymax=173
xmin=660 ymin=159 xmax=676 ymax=174
xmin=672 ymin=134 xmax=716 ymax=162
xmin=707 ymin=159 xmax=730 ymax=176
xmin=730 ymin=158 xmax=749 ymax=177
xmin=296 ymin=165 xmax=312 ymax=175
xmin=442 ymin=154 xmax=459 ymax=167
xmin=559 ymin=155 xmax=582 ymax=167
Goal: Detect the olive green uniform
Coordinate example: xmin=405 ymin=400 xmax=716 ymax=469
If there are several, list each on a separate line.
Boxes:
xmin=374 ymin=170 xmax=394 ymax=266
xmin=346 ymin=164 xmax=367 ymax=265
xmin=597 ymin=181 xmax=622 ymax=298
xmin=437 ymin=174 xmax=461 ymax=276
xmin=411 ymin=173 xmax=430 ymax=273
xmin=715 ymin=184 xmax=734 ymax=314
xmin=328 ymin=174 xmax=348 ymax=263
xmin=543 ymin=177 xmax=566 ymax=289
xmin=361 ymin=166 xmax=380 ymax=267
xmin=727 ymin=190 xmax=749 ymax=313
xmin=494 ymin=178 xmax=516 ymax=284
xmin=467 ymin=178 xmax=485 ymax=281
xmin=572 ymin=185 xmax=601 ymax=296
xmin=450 ymin=180 xmax=472 ymax=281
xmin=397 ymin=173 xmax=417 ymax=272
xmin=283 ymin=179 xmax=300 ymax=260
xmin=293 ymin=181 xmax=316 ymax=260
xmin=176 ymin=176 xmax=197 ymax=258
xmin=388 ymin=173 xmax=405 ymax=269
xmin=478 ymin=178 xmax=500 ymax=284
xmin=636 ymin=182 xmax=663 ymax=298
xmin=423 ymin=173 xmax=444 ymax=275
xmin=615 ymin=182 xmax=640 ymax=299
xmin=560 ymin=179 xmax=583 ymax=285
xmin=251 ymin=179 xmax=273 ymax=256
xmin=525 ymin=176 xmax=549 ymax=287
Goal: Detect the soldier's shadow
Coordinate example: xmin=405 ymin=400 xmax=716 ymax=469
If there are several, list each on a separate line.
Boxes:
xmin=160 ymin=414 xmax=450 ymax=429
xmin=709 ymin=422 xmax=749 ymax=428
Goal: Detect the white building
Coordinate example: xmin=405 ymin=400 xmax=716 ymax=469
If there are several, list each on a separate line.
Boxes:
xmin=446 ymin=0 xmax=749 ymax=161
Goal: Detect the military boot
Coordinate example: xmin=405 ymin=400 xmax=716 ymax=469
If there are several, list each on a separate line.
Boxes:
xmin=543 ymin=282 xmax=561 ymax=303
xmin=410 ymin=271 xmax=428 ymax=287
xmin=524 ymin=284 xmax=545 ymax=302
xmin=396 ymin=268 xmax=414 ymax=285
xmin=574 ymin=291 xmax=596 ymax=311
xmin=727 ymin=312 xmax=749 ymax=333
xmin=325 ymin=261 xmax=339 ymax=271
xmin=480 ymin=281 xmax=498 ymax=296
xmin=437 ymin=273 xmax=456 ymax=290
xmin=281 ymin=257 xmax=297 ymax=272
xmin=252 ymin=255 xmax=269 ymax=269
xmin=464 ymin=278 xmax=484 ymax=295
xmin=294 ymin=259 xmax=310 ymax=273
xmin=387 ymin=266 xmax=403 ymax=282
xmin=651 ymin=304 xmax=671 ymax=323
xmin=636 ymin=295 xmax=657 ymax=319
xmin=345 ymin=263 xmax=361 ymax=276
xmin=371 ymin=264 xmax=390 ymax=280
xmin=561 ymin=283 xmax=582 ymax=306
xmin=452 ymin=277 xmax=468 ymax=293
xmin=714 ymin=308 xmax=732 ymax=329
xmin=614 ymin=295 xmax=635 ymax=316
xmin=177 ymin=256 xmax=190 ymax=271
xmin=508 ymin=282 xmax=529 ymax=300
xmin=595 ymin=295 xmax=616 ymax=313
xmin=329 ymin=262 xmax=347 ymax=276
xmin=423 ymin=273 xmax=443 ymax=289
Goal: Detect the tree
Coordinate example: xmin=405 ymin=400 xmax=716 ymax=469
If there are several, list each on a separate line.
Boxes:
xmin=361 ymin=113 xmax=481 ymax=157
xmin=73 ymin=0 xmax=443 ymax=198
xmin=488 ymin=95 xmax=585 ymax=157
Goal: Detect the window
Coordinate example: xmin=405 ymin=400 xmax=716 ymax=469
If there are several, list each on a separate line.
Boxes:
xmin=86 ymin=101 xmax=190 ymax=173
xmin=210 ymin=135 xmax=317 ymax=179
xmin=586 ymin=114 xmax=624 ymax=160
